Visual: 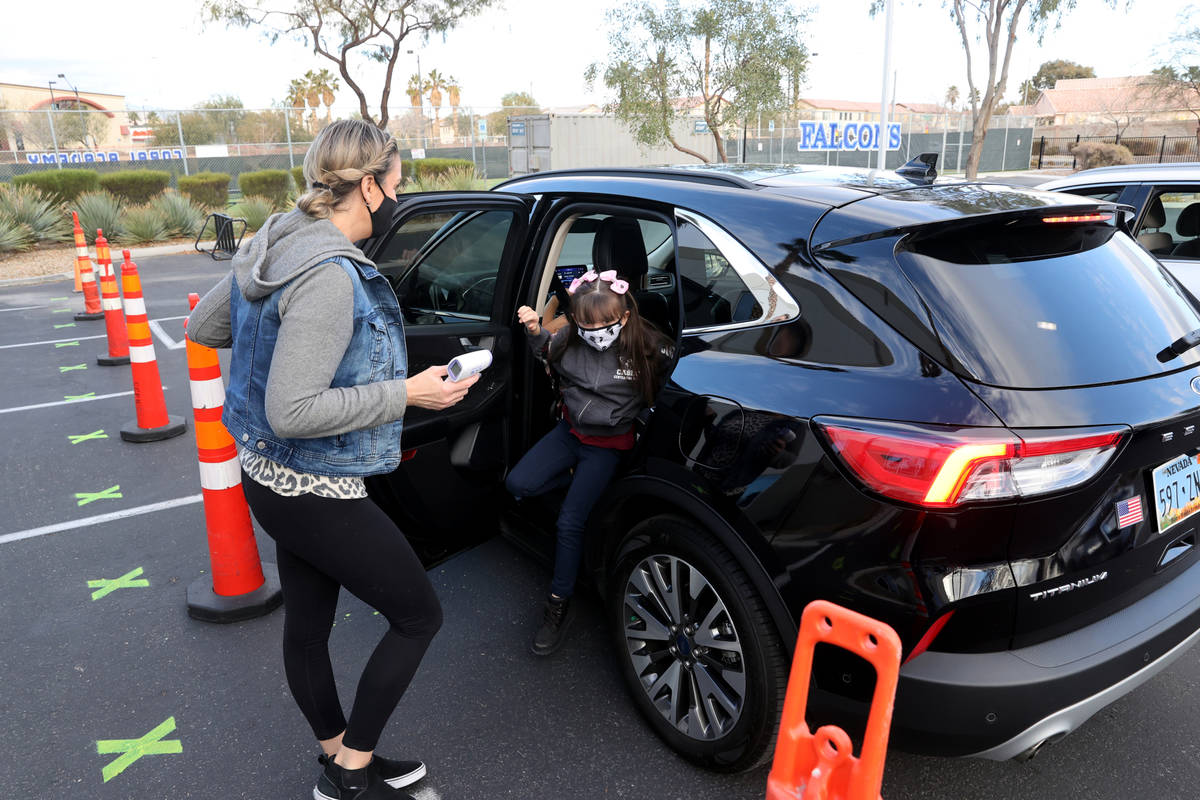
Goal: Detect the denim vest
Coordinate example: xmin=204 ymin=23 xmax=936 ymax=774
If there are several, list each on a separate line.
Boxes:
xmin=223 ymin=256 xmax=407 ymax=477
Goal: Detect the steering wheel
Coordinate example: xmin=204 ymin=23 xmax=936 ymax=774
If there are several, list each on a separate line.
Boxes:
xmin=460 ymin=275 xmax=497 ymax=315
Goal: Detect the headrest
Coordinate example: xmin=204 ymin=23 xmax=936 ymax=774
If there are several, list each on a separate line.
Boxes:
xmin=592 ymin=217 xmax=649 ymax=279
xmin=1177 ymin=202 xmax=1200 ymax=237
xmin=1144 ymin=196 xmax=1166 ymax=229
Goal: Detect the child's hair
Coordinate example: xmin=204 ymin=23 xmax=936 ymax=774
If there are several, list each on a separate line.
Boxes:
xmin=550 ymin=277 xmax=671 ymax=405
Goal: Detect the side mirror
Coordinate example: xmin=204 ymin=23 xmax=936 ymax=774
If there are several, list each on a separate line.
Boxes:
xmin=896 ymin=152 xmax=938 ymax=185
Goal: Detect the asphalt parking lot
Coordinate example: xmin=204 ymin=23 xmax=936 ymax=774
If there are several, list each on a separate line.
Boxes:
xmin=3 ymin=253 xmax=1200 ymax=800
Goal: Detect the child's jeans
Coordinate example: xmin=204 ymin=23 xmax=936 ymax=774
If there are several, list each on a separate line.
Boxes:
xmin=505 ymin=420 xmax=623 ymax=598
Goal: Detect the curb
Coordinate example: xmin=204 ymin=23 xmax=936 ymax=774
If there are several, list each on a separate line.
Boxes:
xmin=0 ymin=271 xmax=74 ymax=288
xmin=0 ymin=241 xmax=226 ymax=289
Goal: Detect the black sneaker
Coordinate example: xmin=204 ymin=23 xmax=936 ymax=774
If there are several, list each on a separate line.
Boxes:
xmin=318 ymin=753 xmax=426 ymax=789
xmin=530 ymin=594 xmax=575 ymax=656
xmin=313 ymin=756 xmax=413 ymax=800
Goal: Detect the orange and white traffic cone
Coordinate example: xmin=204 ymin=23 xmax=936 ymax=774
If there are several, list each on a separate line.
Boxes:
xmin=95 ymin=231 xmax=130 ymax=366
xmin=184 ymin=293 xmax=281 ymax=623
xmin=765 ymin=601 xmax=901 ymax=800
xmin=71 ymin=211 xmax=86 ymax=293
xmin=74 ymin=231 xmax=104 ymax=322
xmin=119 ymin=250 xmax=186 ymax=443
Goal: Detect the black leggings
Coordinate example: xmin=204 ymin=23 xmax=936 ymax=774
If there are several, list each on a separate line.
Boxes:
xmin=242 ymin=474 xmax=443 ymax=752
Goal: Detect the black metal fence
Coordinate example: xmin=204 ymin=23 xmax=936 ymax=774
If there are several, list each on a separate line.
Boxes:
xmin=1033 ymin=134 xmax=1200 ymax=169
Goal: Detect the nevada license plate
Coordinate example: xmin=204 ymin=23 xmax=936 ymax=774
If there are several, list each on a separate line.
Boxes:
xmin=1152 ymin=453 xmax=1200 ymax=533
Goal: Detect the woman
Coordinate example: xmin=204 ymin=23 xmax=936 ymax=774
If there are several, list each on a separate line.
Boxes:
xmin=188 ymin=119 xmax=477 ymax=800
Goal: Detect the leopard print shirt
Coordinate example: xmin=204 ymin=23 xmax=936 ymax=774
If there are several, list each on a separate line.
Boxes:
xmin=238 ymin=447 xmax=367 ymax=499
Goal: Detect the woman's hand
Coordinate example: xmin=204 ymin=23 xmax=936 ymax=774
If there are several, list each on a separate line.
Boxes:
xmin=404 ymin=365 xmax=480 ymax=411
xmin=517 ymin=305 xmax=540 ymax=336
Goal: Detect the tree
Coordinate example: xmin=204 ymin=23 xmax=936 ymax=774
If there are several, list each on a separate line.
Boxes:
xmin=1151 ymin=7 xmax=1200 ymax=148
xmin=1031 ymin=58 xmax=1094 ymax=90
xmin=484 ymin=91 xmax=539 ymax=139
xmin=149 ymin=96 xmax=245 ymax=146
xmin=21 ymin=100 xmax=110 ymax=149
xmin=426 ymin=69 xmax=447 ymax=126
xmin=202 ymin=0 xmax=497 ymax=129
xmin=586 ymin=0 xmax=809 ymax=163
xmin=945 ymin=85 xmax=960 ymax=111
xmin=875 ymin=0 xmax=1109 ymax=179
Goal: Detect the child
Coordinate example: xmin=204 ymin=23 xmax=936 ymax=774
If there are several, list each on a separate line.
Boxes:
xmin=508 ymin=269 xmax=673 ymax=656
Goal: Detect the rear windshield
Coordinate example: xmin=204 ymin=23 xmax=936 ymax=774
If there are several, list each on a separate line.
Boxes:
xmin=894 ymin=230 xmax=1200 ymax=388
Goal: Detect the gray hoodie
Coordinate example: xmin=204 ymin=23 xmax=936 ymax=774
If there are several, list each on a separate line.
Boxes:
xmin=187 ymin=209 xmax=407 ymax=440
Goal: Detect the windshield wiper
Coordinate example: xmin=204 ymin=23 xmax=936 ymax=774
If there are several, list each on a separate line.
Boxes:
xmin=1157 ymin=328 xmax=1200 ymax=363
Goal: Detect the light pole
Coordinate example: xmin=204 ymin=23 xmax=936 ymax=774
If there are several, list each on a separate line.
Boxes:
xmin=46 ymin=80 xmax=61 ymax=168
xmin=407 ymin=49 xmax=426 ymax=150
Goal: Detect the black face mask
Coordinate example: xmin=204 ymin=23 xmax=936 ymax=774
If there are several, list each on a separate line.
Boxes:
xmin=368 ymin=192 xmax=397 ymax=239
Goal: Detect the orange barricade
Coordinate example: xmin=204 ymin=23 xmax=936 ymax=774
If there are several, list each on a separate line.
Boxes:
xmin=70 ymin=211 xmax=87 ymax=293
xmin=184 ymin=292 xmax=281 ymax=622
xmin=766 ymin=601 xmax=901 ymax=800
xmin=119 ymin=250 xmax=187 ymax=443
xmin=94 ymin=231 xmax=130 ymax=366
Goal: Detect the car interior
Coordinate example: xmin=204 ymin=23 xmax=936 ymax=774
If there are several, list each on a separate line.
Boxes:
xmin=1138 ymin=189 xmax=1200 ymax=259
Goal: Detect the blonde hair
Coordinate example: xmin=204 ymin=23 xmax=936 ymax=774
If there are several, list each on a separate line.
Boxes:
xmin=296 ymin=119 xmax=399 ymax=219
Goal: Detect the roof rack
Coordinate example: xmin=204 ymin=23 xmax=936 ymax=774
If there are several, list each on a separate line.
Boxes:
xmin=497 ymin=167 xmax=760 ymax=191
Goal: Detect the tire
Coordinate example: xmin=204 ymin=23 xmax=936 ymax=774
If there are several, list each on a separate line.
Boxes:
xmin=606 ymin=514 xmax=788 ymax=772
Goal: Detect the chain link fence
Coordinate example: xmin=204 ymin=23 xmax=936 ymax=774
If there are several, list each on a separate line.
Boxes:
xmin=0 ymin=105 xmax=1039 ymax=190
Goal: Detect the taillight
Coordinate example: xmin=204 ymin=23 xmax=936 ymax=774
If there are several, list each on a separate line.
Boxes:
xmin=814 ymin=417 xmax=1124 ymax=508
xmin=1042 ymin=212 xmax=1113 ymax=224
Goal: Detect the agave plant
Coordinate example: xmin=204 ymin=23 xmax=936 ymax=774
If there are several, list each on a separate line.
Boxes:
xmin=228 ymin=196 xmax=276 ymax=232
xmin=122 ymin=204 xmax=169 ymax=244
xmin=149 ymin=191 xmax=205 ymax=238
xmin=407 ymin=167 xmax=486 ymax=194
xmin=0 ymin=212 xmax=35 ymax=253
xmin=73 ymin=191 xmax=125 ymax=244
xmin=0 ymin=184 xmax=71 ymax=243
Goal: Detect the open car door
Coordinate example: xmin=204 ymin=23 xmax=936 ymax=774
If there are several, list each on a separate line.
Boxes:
xmin=360 ymin=191 xmax=536 ymax=564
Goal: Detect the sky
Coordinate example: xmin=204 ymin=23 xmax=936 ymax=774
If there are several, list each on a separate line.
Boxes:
xmin=2 ymin=0 xmax=1191 ymax=114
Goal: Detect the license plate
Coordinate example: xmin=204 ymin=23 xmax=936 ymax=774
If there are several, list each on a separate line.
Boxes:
xmin=1152 ymin=453 xmax=1200 ymax=532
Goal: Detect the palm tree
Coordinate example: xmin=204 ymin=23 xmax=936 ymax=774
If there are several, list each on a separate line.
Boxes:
xmin=312 ymin=68 xmax=340 ymax=123
xmin=406 ymin=73 xmax=424 ymax=108
xmin=426 ymin=69 xmax=446 ymax=126
xmin=286 ymin=78 xmax=309 ymax=130
xmin=447 ymin=76 xmax=461 ymax=109
xmin=945 ymin=85 xmax=959 ymax=112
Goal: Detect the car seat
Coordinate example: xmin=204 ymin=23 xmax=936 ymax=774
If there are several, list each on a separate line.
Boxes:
xmin=1172 ymin=202 xmax=1200 ymax=258
xmin=591 ymin=216 xmax=674 ymax=336
xmin=1138 ymin=196 xmax=1174 ymax=255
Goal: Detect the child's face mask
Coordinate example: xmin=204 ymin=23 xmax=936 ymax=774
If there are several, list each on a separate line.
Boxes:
xmin=577 ymin=320 xmax=623 ymax=352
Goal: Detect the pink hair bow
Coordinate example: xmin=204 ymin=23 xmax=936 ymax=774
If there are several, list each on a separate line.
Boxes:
xmin=567 ymin=269 xmax=629 ymax=295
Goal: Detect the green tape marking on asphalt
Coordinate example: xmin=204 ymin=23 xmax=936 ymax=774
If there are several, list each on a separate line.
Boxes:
xmin=76 ymin=485 xmax=122 ymax=506
xmin=55 ymin=342 xmax=80 ymax=349
xmin=51 ymin=308 xmax=73 ymax=313
xmin=59 ymin=363 xmax=87 ymax=372
xmin=54 ymin=322 xmax=76 ymax=329
xmin=68 ymin=430 xmax=108 ymax=445
xmin=96 ymin=717 xmax=182 ymax=783
xmin=88 ymin=567 xmax=149 ymax=601
xmin=64 ymin=392 xmax=96 ymax=401
xmin=49 ymin=296 xmax=68 ymax=301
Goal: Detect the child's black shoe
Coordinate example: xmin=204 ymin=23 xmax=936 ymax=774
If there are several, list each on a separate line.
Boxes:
xmin=313 ymin=755 xmax=415 ymax=800
xmin=530 ymin=594 xmax=575 ymax=656
xmin=318 ymin=753 xmax=426 ymax=790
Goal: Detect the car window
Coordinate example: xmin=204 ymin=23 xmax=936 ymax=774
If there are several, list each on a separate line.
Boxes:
xmin=1056 ymin=185 xmax=1125 ymax=203
xmin=551 ymin=215 xmax=672 ymax=269
xmin=1146 ymin=186 xmax=1200 ymax=260
xmin=375 ymin=209 xmax=516 ymax=324
xmin=676 ymin=219 xmax=762 ymax=329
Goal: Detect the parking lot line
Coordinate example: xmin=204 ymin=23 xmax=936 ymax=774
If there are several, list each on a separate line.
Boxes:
xmin=0 ymin=305 xmax=45 ymax=313
xmin=0 ymin=389 xmax=136 ymax=415
xmin=0 ymin=494 xmax=203 ymax=546
xmin=0 ymin=333 xmax=107 ymax=350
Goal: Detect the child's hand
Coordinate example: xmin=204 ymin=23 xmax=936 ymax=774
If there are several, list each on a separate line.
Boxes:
xmin=517 ymin=305 xmax=541 ymax=336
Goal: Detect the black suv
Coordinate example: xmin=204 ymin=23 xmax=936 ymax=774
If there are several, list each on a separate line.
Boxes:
xmin=358 ymin=164 xmax=1200 ymax=771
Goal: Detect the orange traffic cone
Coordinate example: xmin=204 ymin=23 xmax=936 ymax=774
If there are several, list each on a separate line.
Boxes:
xmin=95 ymin=231 xmax=130 ymax=366
xmin=184 ymin=293 xmax=281 ymax=623
xmin=74 ymin=227 xmax=104 ymax=321
xmin=70 ymin=211 xmax=86 ymax=293
xmin=765 ymin=601 xmax=901 ymax=800
xmin=119 ymin=250 xmax=186 ymax=443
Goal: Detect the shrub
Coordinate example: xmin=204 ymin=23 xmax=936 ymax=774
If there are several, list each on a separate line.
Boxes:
xmin=122 ymin=204 xmax=170 ymax=244
xmin=13 ymin=169 xmax=100 ymax=203
xmin=0 ymin=184 xmax=71 ymax=243
xmin=98 ymin=170 xmax=172 ymax=204
xmin=0 ymin=213 xmax=34 ymax=253
xmin=179 ymin=172 xmax=230 ymax=209
xmin=149 ymin=192 xmax=206 ymax=238
xmin=406 ymin=167 xmax=487 ymax=194
xmin=403 ymin=157 xmax=475 ymax=183
xmin=238 ymin=169 xmax=292 ymax=206
xmin=73 ymin=191 xmax=125 ymax=244
xmin=1070 ymin=141 xmax=1134 ymax=171
xmin=229 ymin=196 xmax=276 ymax=232
xmin=291 ymin=165 xmax=306 ymax=192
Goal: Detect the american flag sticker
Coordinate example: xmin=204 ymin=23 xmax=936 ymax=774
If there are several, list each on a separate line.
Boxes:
xmin=1116 ymin=496 xmax=1144 ymax=528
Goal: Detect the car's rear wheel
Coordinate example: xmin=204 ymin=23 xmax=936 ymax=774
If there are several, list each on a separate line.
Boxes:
xmin=607 ymin=514 xmax=787 ymax=772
